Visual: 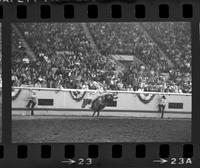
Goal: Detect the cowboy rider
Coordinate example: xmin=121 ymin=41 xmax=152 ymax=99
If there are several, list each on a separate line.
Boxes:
xmin=84 ymin=82 xmax=106 ymax=108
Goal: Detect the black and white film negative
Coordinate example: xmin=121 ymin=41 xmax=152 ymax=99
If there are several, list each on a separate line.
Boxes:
xmin=0 ymin=0 xmax=200 ymax=168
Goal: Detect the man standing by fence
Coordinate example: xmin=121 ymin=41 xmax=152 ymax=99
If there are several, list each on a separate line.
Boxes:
xmin=159 ymin=95 xmax=166 ymax=118
xmin=26 ymin=90 xmax=37 ymax=116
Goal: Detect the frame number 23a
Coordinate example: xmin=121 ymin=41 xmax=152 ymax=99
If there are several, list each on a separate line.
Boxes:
xmin=170 ymin=158 xmax=192 ymax=165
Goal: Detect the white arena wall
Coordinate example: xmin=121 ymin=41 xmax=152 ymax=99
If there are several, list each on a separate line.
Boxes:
xmin=12 ymin=87 xmax=192 ymax=119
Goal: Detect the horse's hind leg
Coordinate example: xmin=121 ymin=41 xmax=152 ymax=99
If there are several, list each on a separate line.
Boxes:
xmin=92 ymin=111 xmax=96 ymax=119
xmin=97 ymin=111 xmax=100 ymax=120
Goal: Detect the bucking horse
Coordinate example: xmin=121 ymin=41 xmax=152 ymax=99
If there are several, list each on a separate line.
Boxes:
xmin=81 ymin=93 xmax=118 ymax=119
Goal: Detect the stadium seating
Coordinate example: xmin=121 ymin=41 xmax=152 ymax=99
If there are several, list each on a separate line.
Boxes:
xmin=12 ymin=23 xmax=192 ymax=93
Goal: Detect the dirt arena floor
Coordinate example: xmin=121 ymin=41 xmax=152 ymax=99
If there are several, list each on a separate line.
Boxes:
xmin=12 ymin=115 xmax=191 ymax=143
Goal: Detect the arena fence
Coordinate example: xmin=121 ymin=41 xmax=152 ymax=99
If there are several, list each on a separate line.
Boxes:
xmin=12 ymin=87 xmax=191 ymax=119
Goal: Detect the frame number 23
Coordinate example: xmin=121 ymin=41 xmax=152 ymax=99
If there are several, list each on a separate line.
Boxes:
xmin=78 ymin=158 xmax=93 ymax=165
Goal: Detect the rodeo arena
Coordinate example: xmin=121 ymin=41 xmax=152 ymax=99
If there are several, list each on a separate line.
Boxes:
xmin=11 ymin=22 xmax=191 ymax=142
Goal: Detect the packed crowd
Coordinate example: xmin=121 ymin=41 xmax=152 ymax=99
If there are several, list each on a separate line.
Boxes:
xmin=120 ymin=63 xmax=191 ymax=93
xmin=12 ymin=23 xmax=116 ymax=89
xmin=12 ymin=23 xmax=192 ymax=93
xmin=88 ymin=22 xmax=169 ymax=72
xmin=142 ymin=22 xmax=191 ymax=72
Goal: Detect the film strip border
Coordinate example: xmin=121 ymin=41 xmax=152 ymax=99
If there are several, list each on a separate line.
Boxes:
xmin=0 ymin=2 xmax=198 ymax=20
xmin=0 ymin=144 xmax=199 ymax=160
xmin=0 ymin=144 xmax=199 ymax=168
xmin=0 ymin=1 xmax=200 ymax=168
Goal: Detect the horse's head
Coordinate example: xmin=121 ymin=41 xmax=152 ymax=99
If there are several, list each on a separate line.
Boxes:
xmin=81 ymin=99 xmax=91 ymax=108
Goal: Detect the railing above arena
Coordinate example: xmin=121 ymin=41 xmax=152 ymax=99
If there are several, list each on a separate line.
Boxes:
xmin=12 ymin=86 xmax=191 ymax=96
